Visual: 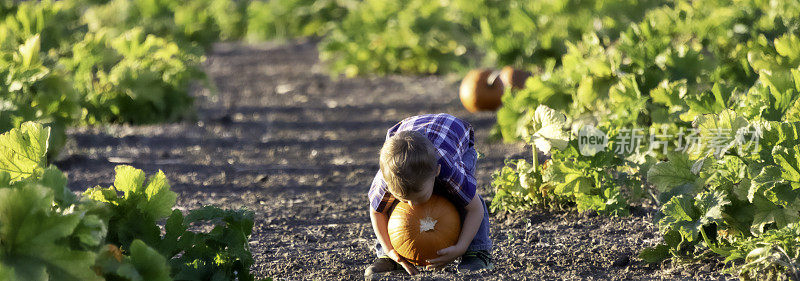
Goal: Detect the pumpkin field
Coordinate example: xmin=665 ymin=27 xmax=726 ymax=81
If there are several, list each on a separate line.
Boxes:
xmin=55 ymin=40 xmax=730 ymax=280
xmin=2 ymin=0 xmax=800 ymax=280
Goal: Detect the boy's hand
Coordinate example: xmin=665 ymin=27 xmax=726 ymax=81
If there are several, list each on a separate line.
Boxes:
xmin=426 ymin=244 xmax=467 ymax=269
xmin=387 ymin=249 xmax=419 ymax=275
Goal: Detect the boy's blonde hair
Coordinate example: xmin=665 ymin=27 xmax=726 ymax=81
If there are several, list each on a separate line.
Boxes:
xmin=379 ymin=131 xmax=438 ymax=198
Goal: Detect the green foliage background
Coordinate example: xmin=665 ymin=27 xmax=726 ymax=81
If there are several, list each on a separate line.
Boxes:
xmin=481 ymin=0 xmax=800 ymax=279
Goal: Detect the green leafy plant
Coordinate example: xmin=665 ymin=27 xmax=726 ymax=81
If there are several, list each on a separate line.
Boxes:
xmin=319 ymin=0 xmax=476 ymax=76
xmin=0 ymin=0 xmax=84 ymax=54
xmin=84 ymin=165 xmax=179 ymax=250
xmin=464 ymin=0 xmax=664 ymax=69
xmin=318 ymin=0 xmax=666 ymax=76
xmin=491 ymin=105 xmax=569 ymax=212
xmin=63 ymin=28 xmax=204 ymax=124
xmin=486 ymin=3 xmax=800 ymax=277
xmin=0 ymin=0 xmax=219 ymax=159
xmin=245 ymin=0 xmax=349 ymax=42
xmin=0 ymin=122 xmax=107 ymax=281
xmin=85 ymin=166 xmax=256 ymax=280
xmin=490 ymin=158 xmax=562 ymax=212
xmin=0 ymin=122 xmax=257 ymax=281
xmin=491 ymin=105 xmax=642 ymax=215
xmin=0 ymin=183 xmax=104 ymax=281
xmin=641 ymin=116 xmax=800 ymax=265
xmin=726 ymin=223 xmax=800 ymax=281
xmin=163 ymin=206 xmax=255 ymax=280
xmin=94 ymin=241 xmax=172 ymax=281
xmin=0 ymin=34 xmax=79 ymax=158
xmin=492 ymin=0 xmax=800 ymax=144
xmin=80 ymin=0 xmax=248 ymax=50
xmin=544 ymin=144 xmax=640 ymax=216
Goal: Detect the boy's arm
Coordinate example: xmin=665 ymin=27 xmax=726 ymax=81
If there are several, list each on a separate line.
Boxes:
xmin=426 ymin=193 xmax=484 ymax=268
xmin=370 ymin=209 xmax=419 ymax=275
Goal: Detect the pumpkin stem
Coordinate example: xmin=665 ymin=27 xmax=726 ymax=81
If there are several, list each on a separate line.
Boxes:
xmin=419 ymin=217 xmax=437 ymax=233
xmin=487 ymin=70 xmax=502 ymax=87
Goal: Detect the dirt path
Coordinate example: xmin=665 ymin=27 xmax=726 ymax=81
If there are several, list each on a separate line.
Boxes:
xmin=56 ymin=41 xmax=733 ymax=280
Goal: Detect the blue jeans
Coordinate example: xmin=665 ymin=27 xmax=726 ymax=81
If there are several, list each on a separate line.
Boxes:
xmin=373 ymin=146 xmax=492 ymax=257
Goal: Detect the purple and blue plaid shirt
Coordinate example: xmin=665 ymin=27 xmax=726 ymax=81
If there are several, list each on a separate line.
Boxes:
xmin=368 ymin=113 xmax=477 ymax=214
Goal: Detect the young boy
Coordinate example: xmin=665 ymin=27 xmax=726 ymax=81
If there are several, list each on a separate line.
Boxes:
xmin=365 ymin=113 xmax=492 ymax=276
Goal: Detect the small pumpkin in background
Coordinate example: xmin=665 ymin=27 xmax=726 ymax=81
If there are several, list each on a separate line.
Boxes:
xmin=459 ymin=69 xmax=504 ymax=112
xmin=388 ymin=194 xmax=462 ymax=266
xmin=459 ymin=67 xmax=531 ymax=112
xmin=499 ymin=66 xmax=531 ymax=90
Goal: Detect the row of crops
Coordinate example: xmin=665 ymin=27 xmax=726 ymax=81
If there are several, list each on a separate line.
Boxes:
xmin=0 ymin=0 xmax=266 ymax=273
xmin=0 ymin=0 xmax=307 ymax=279
xmin=0 ymin=0 xmax=342 ymax=158
xmin=484 ymin=1 xmax=800 ymax=280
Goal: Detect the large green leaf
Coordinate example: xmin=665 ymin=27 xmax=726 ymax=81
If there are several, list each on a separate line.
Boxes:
xmin=750 ymin=195 xmax=800 ymax=235
xmin=749 ymin=165 xmax=783 ymax=202
xmin=0 ymin=184 xmax=101 ymax=281
xmin=19 ymin=34 xmax=41 ymax=68
xmin=71 ymin=214 xmax=107 ymax=248
xmin=101 ymin=165 xmax=177 ymax=221
xmin=128 ymin=240 xmax=171 ymax=281
xmin=647 ymin=152 xmax=701 ymax=193
xmin=608 ymin=75 xmax=647 ymax=120
xmin=84 ymin=165 xmax=177 ymax=249
xmin=545 ymin=161 xmax=592 ymax=196
xmin=691 ymin=109 xmax=749 ymax=159
xmin=760 ymin=121 xmax=800 ymax=149
xmin=140 ymin=170 xmax=176 ymax=219
xmin=755 ymin=68 xmax=800 ymax=122
xmin=520 ymin=105 xmax=569 ymax=154
xmin=772 ymin=145 xmax=800 ymax=183
xmin=680 ymin=83 xmax=734 ymax=122
xmin=639 ymin=243 xmax=670 ymax=263
xmin=748 ymin=145 xmax=800 ymax=217
xmin=659 ymin=195 xmax=696 ymax=235
xmin=786 ymin=96 xmax=800 ymax=122
xmin=774 ymin=34 xmax=800 ymax=65
xmin=0 ymin=122 xmax=50 ymax=182
xmin=174 ymin=206 xmax=255 ymax=281
xmin=113 ymin=165 xmax=146 ymax=195
xmin=157 ymin=209 xmax=189 ymax=257
xmin=658 ymin=191 xmax=730 ymax=243
xmin=38 ymin=166 xmax=76 ymax=207
xmin=703 ymin=155 xmax=747 ymax=194
xmin=650 ymin=79 xmax=687 ymax=108
xmin=695 ymin=191 xmax=730 ymax=227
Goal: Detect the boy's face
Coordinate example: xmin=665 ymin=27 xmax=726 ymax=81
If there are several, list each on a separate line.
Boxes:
xmin=396 ymin=165 xmax=440 ymax=207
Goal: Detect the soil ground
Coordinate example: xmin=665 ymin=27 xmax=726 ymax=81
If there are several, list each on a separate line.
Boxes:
xmin=56 ymin=40 xmax=736 ymax=280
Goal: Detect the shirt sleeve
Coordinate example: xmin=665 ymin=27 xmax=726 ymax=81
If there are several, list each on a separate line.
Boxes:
xmin=435 ymin=150 xmax=477 ymax=209
xmin=368 ymin=171 xmax=385 ymax=211
xmin=432 ymin=116 xmax=477 ymax=209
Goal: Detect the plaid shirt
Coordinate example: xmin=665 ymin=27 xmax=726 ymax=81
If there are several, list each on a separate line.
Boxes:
xmin=368 ymin=113 xmax=476 ymax=214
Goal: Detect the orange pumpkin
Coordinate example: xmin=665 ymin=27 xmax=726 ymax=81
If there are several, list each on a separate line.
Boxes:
xmin=459 ymin=69 xmax=504 ymax=112
xmin=387 ymin=194 xmax=462 ymax=266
